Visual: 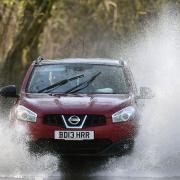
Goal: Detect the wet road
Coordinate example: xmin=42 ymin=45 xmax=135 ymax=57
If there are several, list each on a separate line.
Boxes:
xmin=31 ymin=153 xmax=180 ymax=180
xmin=57 ymin=156 xmax=109 ymax=176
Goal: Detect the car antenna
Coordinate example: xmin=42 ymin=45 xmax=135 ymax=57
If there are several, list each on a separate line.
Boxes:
xmin=35 ymin=56 xmax=45 ymax=64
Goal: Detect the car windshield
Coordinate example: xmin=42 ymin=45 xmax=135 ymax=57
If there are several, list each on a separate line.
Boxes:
xmin=27 ymin=64 xmax=129 ymax=94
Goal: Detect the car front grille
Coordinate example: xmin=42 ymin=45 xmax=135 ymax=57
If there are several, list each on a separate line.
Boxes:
xmin=43 ymin=114 xmax=106 ymax=128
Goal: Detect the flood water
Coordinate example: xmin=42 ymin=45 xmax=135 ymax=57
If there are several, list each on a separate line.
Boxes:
xmin=0 ymin=6 xmax=180 ymax=180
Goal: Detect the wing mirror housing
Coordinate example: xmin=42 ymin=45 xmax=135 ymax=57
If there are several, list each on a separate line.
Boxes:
xmin=0 ymin=85 xmax=19 ymax=98
xmin=137 ymin=86 xmax=154 ymax=99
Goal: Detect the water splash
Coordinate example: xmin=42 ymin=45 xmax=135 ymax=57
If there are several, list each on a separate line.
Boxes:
xmin=0 ymin=120 xmax=58 ymax=178
xmin=96 ymin=6 xmax=180 ymax=178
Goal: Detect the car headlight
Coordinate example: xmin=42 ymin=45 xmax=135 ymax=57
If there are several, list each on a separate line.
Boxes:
xmin=16 ymin=105 xmax=37 ymax=122
xmin=112 ymin=106 xmax=135 ymax=123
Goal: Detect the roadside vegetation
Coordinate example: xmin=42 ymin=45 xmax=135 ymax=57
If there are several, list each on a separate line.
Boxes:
xmin=0 ymin=0 xmax=179 ymax=86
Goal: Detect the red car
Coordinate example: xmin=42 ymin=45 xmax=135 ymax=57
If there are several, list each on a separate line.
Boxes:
xmin=0 ymin=58 xmax=152 ymax=156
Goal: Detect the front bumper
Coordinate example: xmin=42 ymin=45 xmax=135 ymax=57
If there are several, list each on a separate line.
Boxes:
xmin=14 ymin=118 xmax=138 ymax=155
xmin=14 ymin=117 xmax=138 ymax=141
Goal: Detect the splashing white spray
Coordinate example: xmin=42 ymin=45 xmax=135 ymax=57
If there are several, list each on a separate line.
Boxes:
xmin=0 ymin=120 xmax=58 ymax=178
xmin=96 ymin=6 xmax=180 ymax=178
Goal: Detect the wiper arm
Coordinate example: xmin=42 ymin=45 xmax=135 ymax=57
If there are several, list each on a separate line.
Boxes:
xmin=38 ymin=74 xmax=84 ymax=93
xmin=65 ymin=72 xmax=101 ymax=94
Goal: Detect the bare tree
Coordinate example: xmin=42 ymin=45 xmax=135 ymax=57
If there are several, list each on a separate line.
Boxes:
xmin=3 ymin=0 xmax=55 ymax=84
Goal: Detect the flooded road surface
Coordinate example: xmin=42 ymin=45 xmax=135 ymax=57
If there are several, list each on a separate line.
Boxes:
xmin=58 ymin=156 xmax=109 ymax=176
xmin=1 ymin=6 xmax=180 ymax=180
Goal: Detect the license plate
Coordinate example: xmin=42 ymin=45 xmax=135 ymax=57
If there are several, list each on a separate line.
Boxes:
xmin=54 ymin=131 xmax=94 ymax=140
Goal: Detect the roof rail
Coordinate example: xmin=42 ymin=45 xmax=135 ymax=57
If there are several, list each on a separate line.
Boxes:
xmin=122 ymin=60 xmax=127 ymax=66
xmin=119 ymin=59 xmax=127 ymax=66
xmin=35 ymin=56 xmax=45 ymax=64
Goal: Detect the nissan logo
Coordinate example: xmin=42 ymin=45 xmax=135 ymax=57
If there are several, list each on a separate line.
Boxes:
xmin=68 ymin=115 xmax=81 ymax=125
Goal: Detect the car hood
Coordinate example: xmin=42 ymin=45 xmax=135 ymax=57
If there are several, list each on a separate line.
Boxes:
xmin=20 ymin=94 xmax=133 ymax=116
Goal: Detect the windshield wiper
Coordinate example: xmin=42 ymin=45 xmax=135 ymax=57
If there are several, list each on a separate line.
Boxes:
xmin=38 ymin=74 xmax=84 ymax=93
xmin=65 ymin=72 xmax=101 ymax=94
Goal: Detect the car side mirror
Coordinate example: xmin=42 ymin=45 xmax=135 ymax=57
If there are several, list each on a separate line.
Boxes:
xmin=0 ymin=85 xmax=19 ymax=98
xmin=137 ymin=86 xmax=154 ymax=99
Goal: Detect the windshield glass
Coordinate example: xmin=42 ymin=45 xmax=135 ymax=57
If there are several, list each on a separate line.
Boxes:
xmin=27 ymin=64 xmax=129 ymax=94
